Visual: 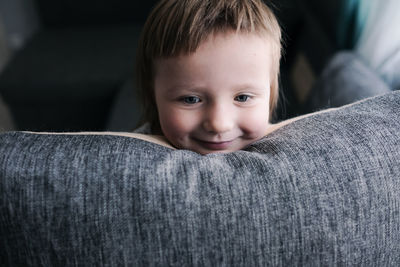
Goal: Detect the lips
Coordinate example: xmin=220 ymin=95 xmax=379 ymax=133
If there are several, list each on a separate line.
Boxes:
xmin=194 ymin=138 xmax=234 ymax=150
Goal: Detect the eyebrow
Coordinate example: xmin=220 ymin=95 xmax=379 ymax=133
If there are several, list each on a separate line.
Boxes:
xmin=165 ymin=85 xmax=205 ymax=94
xmin=166 ymin=83 xmax=267 ymax=93
xmin=234 ymin=84 xmax=267 ymax=91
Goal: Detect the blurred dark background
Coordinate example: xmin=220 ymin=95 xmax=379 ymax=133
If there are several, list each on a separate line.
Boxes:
xmin=0 ymin=0 xmax=344 ymax=132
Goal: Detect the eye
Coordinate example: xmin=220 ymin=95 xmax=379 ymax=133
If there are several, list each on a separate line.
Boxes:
xmin=182 ymin=96 xmax=201 ymax=104
xmin=235 ymin=94 xmax=251 ymax=102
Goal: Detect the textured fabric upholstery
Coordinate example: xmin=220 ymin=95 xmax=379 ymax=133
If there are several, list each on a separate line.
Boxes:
xmin=1 ymin=91 xmax=400 ymax=266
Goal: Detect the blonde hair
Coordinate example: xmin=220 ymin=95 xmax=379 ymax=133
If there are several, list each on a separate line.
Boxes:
xmin=136 ymin=0 xmax=282 ymax=133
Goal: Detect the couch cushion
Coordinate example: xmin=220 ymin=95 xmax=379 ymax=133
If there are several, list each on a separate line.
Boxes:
xmin=1 ymin=91 xmax=400 ymax=266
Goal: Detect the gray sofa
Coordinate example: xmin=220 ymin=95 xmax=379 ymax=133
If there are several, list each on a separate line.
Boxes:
xmin=1 ymin=88 xmax=400 ymax=266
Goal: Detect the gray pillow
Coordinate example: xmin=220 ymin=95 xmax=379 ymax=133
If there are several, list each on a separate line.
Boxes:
xmin=1 ymin=91 xmax=400 ymax=266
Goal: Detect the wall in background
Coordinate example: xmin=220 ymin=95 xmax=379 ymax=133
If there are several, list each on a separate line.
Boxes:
xmin=0 ymin=0 xmax=39 ymax=51
xmin=0 ymin=15 xmax=14 ymax=131
xmin=0 ymin=16 xmax=10 ymax=73
xmin=0 ymin=0 xmax=37 ymax=130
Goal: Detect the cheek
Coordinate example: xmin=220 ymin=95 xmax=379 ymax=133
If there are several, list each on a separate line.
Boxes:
xmin=239 ymin=106 xmax=270 ymax=136
xmin=154 ymin=90 xmax=195 ymax=139
xmin=158 ymin=108 xmax=198 ymax=139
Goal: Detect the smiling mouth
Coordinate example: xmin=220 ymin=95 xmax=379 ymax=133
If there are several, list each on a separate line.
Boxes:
xmin=194 ymin=139 xmax=234 ymax=150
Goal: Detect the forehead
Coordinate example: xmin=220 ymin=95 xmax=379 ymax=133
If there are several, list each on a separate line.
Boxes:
xmin=154 ymin=32 xmax=272 ymax=92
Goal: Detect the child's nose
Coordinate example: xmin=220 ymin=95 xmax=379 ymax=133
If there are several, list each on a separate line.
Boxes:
xmin=202 ymin=104 xmax=235 ymax=133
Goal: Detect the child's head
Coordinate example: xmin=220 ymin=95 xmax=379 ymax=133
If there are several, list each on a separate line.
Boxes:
xmin=136 ymin=0 xmax=282 ymax=154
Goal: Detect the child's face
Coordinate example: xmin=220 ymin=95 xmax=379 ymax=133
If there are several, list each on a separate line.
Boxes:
xmin=154 ymin=32 xmax=273 ymax=154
